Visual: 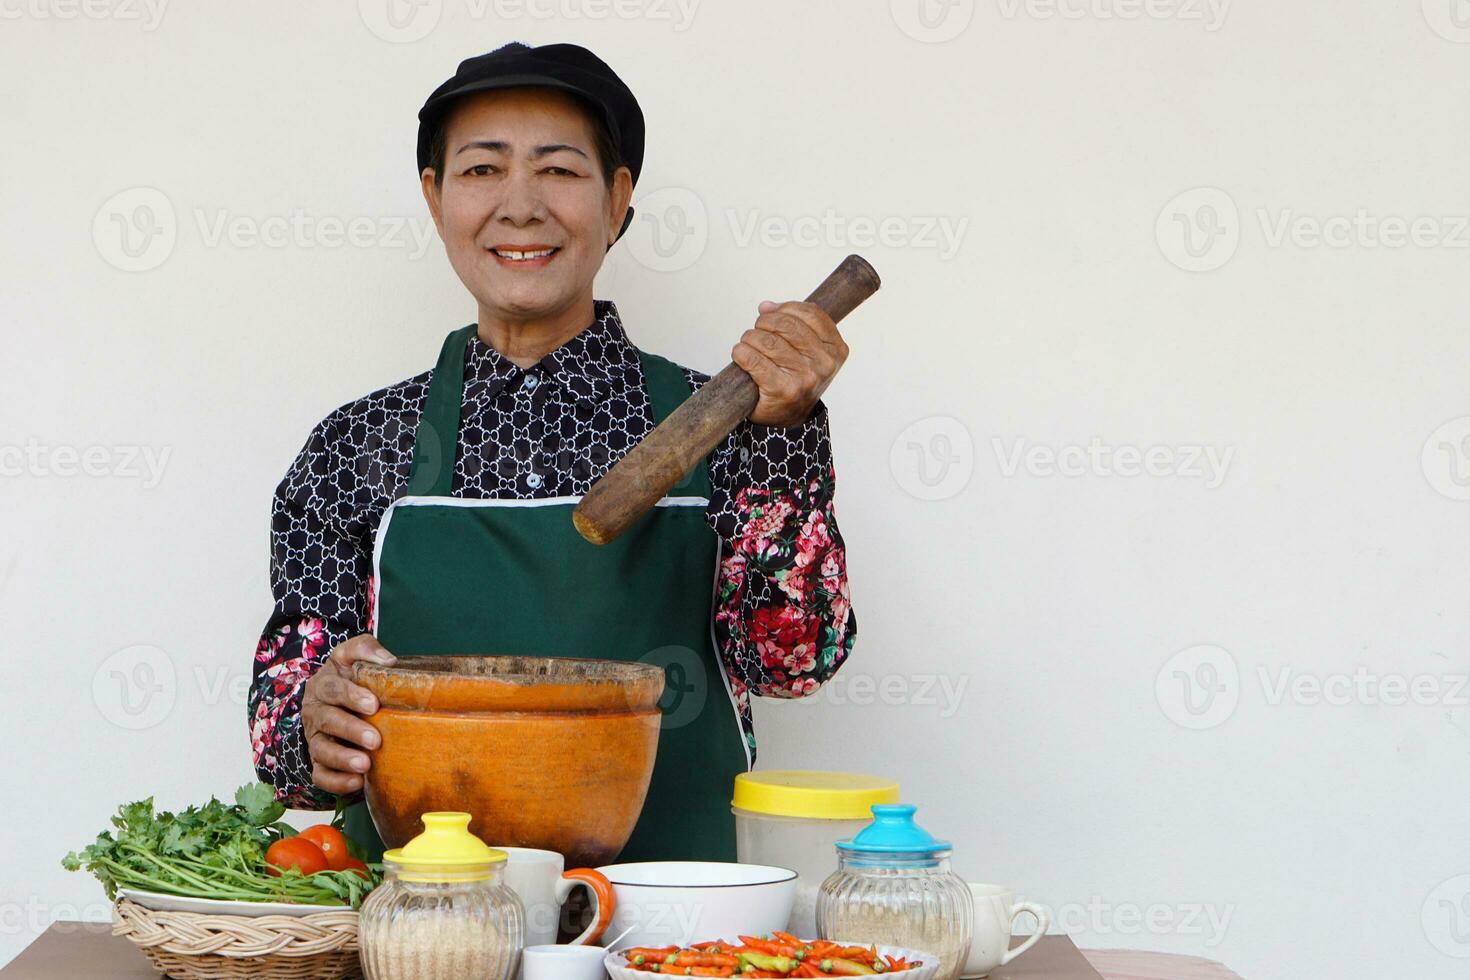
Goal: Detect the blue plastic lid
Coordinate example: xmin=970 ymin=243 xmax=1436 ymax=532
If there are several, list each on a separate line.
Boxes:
xmin=836 ymin=803 xmax=951 ymax=854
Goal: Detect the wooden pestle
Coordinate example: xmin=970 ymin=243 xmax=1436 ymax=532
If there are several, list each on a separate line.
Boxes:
xmin=573 ymin=254 xmax=880 ymax=545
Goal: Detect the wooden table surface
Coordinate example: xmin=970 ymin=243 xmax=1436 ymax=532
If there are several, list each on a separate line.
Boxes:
xmin=1 ymin=924 xmax=1111 ymax=979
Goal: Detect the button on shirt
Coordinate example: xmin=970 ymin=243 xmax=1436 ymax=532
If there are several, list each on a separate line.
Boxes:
xmin=249 ymin=300 xmax=858 ymax=809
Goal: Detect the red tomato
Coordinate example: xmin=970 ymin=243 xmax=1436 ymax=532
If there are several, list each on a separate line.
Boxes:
xmin=298 ymin=825 xmax=351 ymax=872
xmin=265 ymin=837 xmax=329 ymax=877
xmin=343 ymin=857 xmax=370 ymax=879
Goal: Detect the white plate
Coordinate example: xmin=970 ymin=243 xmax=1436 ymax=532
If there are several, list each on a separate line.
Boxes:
xmin=118 ymin=887 xmax=351 ymax=918
xmin=604 ymin=942 xmax=942 ymax=979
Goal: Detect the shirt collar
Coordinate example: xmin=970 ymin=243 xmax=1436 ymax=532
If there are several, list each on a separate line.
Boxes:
xmin=461 ymin=299 xmax=636 ymax=407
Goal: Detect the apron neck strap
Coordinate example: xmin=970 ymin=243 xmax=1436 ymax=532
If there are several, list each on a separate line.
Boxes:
xmin=406 ymin=324 xmax=476 ymax=497
xmin=405 ymin=325 xmax=712 ymax=499
xmin=636 ymin=349 xmax=713 ymax=499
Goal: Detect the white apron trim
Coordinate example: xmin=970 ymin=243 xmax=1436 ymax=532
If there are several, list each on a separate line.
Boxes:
xmin=369 ymin=492 xmax=752 ymax=772
xmin=386 ymin=494 xmax=709 ymax=510
xmin=710 ymin=537 xmax=755 ymax=772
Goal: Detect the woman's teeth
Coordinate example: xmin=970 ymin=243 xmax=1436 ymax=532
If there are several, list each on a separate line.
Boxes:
xmin=493 ymin=247 xmax=557 ymax=261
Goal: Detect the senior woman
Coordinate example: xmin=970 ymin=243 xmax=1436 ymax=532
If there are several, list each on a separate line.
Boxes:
xmin=247 ymin=41 xmax=856 ymax=862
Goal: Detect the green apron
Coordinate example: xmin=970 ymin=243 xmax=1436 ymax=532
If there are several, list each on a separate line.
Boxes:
xmin=343 ymin=324 xmax=750 ymax=865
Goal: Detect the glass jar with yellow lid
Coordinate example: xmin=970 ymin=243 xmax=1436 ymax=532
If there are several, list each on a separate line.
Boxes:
xmin=731 ymin=770 xmax=899 ymax=937
xmin=358 ymin=812 xmax=524 ymax=980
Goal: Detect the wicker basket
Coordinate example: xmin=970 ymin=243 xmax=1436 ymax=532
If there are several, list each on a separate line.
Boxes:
xmin=113 ymin=897 xmax=362 ymax=980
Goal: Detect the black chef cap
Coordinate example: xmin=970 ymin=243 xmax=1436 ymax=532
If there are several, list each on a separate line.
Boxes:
xmin=416 ymin=41 xmax=645 ymax=242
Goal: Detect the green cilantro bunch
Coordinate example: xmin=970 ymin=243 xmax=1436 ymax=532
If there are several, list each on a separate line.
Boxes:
xmin=63 ymin=783 xmax=379 ymax=909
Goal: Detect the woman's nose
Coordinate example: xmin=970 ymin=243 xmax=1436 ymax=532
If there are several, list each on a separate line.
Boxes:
xmin=495 ymin=172 xmax=547 ymax=226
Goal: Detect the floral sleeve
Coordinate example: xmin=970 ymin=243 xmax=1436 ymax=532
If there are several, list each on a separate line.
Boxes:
xmin=250 ymin=617 xmax=343 ymax=810
xmin=248 ymin=411 xmax=376 ymax=810
xmin=705 ymin=401 xmax=857 ymax=753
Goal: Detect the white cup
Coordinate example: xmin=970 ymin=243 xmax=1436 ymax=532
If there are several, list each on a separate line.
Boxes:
xmin=960 ymin=883 xmax=1050 ymax=978
xmin=494 ymin=846 xmax=615 ymax=947
xmin=522 ymin=943 xmax=607 ymax=980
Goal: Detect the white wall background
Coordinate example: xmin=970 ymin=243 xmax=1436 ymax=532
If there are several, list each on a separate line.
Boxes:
xmin=4 ymin=2 xmax=1470 ymax=978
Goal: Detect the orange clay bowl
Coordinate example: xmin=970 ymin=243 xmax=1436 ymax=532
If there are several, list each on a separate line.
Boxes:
xmin=353 ymin=655 xmax=665 ymax=868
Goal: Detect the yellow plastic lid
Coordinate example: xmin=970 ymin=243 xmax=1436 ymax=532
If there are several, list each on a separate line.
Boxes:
xmin=382 ymin=812 xmax=506 ymax=881
xmin=732 ymin=770 xmax=900 ymax=820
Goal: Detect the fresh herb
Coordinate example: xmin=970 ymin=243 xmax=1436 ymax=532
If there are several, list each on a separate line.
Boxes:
xmin=62 ymin=783 xmax=379 ymax=909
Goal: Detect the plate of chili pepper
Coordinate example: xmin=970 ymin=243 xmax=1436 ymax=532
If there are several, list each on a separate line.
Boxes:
xmin=605 ymin=932 xmax=938 ymax=978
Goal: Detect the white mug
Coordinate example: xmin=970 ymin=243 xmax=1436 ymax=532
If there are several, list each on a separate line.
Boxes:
xmin=494 ymin=846 xmax=615 ymax=947
xmin=960 ymin=883 xmax=1050 ymax=978
xmin=521 ymin=943 xmax=607 ymax=980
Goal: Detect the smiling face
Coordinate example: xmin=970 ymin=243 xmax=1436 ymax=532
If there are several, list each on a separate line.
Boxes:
xmin=421 ymin=87 xmax=633 ymax=331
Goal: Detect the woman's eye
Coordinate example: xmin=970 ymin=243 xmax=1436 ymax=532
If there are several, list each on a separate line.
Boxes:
xmin=464 ymin=164 xmax=498 ymax=177
xmin=543 ymin=167 xmax=578 ymax=177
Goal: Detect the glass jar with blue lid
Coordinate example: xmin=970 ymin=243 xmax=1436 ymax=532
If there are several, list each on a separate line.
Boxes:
xmin=815 ymin=804 xmax=973 ymax=980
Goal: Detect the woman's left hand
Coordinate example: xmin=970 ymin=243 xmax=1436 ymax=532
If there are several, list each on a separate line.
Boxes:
xmin=732 ymin=300 xmax=850 ymax=428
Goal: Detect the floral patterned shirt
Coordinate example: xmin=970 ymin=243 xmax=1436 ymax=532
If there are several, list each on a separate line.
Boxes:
xmin=250 ymin=300 xmax=856 ymax=808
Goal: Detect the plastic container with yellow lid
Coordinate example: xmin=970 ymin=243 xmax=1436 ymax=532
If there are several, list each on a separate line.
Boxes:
xmin=358 ymin=813 xmax=524 ymax=980
xmin=731 ymin=771 xmax=899 ymax=937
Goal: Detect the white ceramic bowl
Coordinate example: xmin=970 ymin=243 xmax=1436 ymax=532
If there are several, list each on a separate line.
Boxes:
xmin=596 ymin=861 xmax=796 ymax=950
xmin=523 ymin=943 xmax=607 ymax=980
xmin=604 ymin=942 xmax=942 ymax=980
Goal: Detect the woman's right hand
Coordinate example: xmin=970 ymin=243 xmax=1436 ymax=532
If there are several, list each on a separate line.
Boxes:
xmin=302 ymin=634 xmax=397 ymax=795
